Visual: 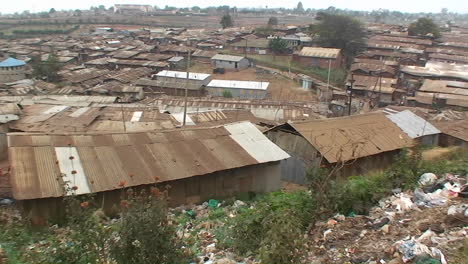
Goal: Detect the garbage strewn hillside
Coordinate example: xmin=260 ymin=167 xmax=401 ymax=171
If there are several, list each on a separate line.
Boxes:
xmin=171 ymin=172 xmax=467 ymax=264
xmin=307 ymin=172 xmax=467 ymax=264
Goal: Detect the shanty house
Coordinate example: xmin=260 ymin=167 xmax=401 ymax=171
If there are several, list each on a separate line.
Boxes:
xmin=207 ymin=80 xmax=269 ymax=99
xmin=230 ymin=39 xmax=271 ymax=54
xmin=211 ymin=54 xmax=250 ymax=70
xmin=293 ymin=47 xmax=342 ymax=69
xmin=265 ymin=113 xmax=413 ymax=184
xmin=8 ymin=122 xmax=289 ymax=224
xmin=150 ymin=70 xmax=212 ymax=96
xmin=434 ymin=120 xmax=468 ymax=147
xmin=385 ymin=110 xmax=440 ymax=145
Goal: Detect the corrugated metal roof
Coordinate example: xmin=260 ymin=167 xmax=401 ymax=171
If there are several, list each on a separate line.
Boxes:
xmin=401 ymin=61 xmax=468 ymax=81
xmin=0 ymin=57 xmax=26 ymax=67
xmin=298 ymin=47 xmax=341 ymax=59
xmin=156 ymin=70 xmax=211 ymax=81
xmin=433 ymin=119 xmax=468 ymax=142
xmin=386 ymin=110 xmax=440 ymax=139
xmin=211 ymin=54 xmax=245 ymax=62
xmin=8 ymin=122 xmax=289 ymax=200
xmin=287 ymin=113 xmax=413 ymax=163
xmin=419 ymin=80 xmax=468 ymax=96
xmin=207 ymin=80 xmax=269 ymax=90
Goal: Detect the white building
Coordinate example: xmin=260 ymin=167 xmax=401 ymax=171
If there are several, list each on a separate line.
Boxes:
xmin=207 ymin=80 xmax=269 ymax=99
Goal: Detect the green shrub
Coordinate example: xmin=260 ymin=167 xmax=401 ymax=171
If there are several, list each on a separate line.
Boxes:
xmin=259 ymin=209 xmax=306 ymax=264
xmin=229 ymin=191 xmax=313 ymax=261
xmin=222 ymin=90 xmax=233 ymax=98
xmin=109 ymin=188 xmax=186 ymax=264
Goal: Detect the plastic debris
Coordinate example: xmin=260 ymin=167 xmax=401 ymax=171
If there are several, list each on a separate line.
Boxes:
xmin=418 ymin=173 xmax=438 ymax=186
xmin=413 ymin=189 xmax=447 ymax=208
xmin=208 ymin=199 xmax=220 ymax=209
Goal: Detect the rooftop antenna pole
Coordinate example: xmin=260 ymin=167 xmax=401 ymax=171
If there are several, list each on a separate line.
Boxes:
xmin=182 ymin=50 xmax=191 ymax=127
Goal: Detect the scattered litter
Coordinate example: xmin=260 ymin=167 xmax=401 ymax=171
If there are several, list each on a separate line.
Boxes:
xmin=419 ymin=173 xmax=438 ymax=186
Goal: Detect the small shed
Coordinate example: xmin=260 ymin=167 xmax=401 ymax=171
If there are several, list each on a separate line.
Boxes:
xmin=293 ymin=47 xmax=342 ymax=69
xmin=265 ymin=113 xmax=414 ymax=184
xmin=211 ymin=54 xmax=249 ymax=70
xmin=207 ymin=80 xmax=269 ymax=99
xmin=149 ymin=70 xmax=212 ymax=96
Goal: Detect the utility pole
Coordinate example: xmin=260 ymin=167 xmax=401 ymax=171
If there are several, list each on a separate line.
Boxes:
xmin=182 ymin=50 xmax=191 ymax=127
xmin=326 ymin=59 xmax=331 ymax=94
xmin=120 ymin=104 xmax=127 ymax=132
xmin=244 ymin=38 xmax=248 ymax=58
xmin=347 ymin=74 xmax=355 ymax=116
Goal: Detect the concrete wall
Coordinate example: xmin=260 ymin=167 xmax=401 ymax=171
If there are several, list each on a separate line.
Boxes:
xmin=206 ymin=86 xmax=267 ymax=99
xmin=212 ymin=58 xmax=249 ymax=70
xmin=0 ymin=66 xmax=26 ymax=83
xmin=18 ymin=161 xmax=282 ymax=225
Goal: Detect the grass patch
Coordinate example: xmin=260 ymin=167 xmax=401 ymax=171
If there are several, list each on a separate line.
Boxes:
xmin=220 ymin=50 xmax=346 ymax=86
xmin=0 ymin=24 xmax=79 ymax=37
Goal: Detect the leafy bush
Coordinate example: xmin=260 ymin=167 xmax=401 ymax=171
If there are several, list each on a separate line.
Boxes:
xmin=222 ymin=89 xmax=233 ymax=98
xmin=229 ymin=191 xmax=313 ymax=262
xmin=110 ymin=187 xmax=186 ymax=264
xmin=259 ymin=209 xmax=306 ymax=264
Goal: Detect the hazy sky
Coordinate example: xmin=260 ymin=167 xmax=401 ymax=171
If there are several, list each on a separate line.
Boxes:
xmin=2 ymin=0 xmax=467 ymax=14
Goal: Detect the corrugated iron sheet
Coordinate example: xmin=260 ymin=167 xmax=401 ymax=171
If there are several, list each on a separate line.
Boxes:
xmin=386 ymin=110 xmax=440 ymax=139
xmin=8 ymin=122 xmax=289 ymax=200
xmin=298 ymin=47 xmax=341 ymax=59
xmin=289 ymin=113 xmax=414 ymax=163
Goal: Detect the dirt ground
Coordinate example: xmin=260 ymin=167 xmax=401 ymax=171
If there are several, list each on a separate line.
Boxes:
xmin=190 ymin=63 xmax=317 ymax=102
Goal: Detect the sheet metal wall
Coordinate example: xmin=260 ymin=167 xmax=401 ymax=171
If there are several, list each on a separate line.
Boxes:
xmin=19 ymin=161 xmax=282 ymax=224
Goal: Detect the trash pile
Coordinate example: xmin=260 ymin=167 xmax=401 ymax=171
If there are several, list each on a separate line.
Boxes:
xmin=308 ymin=172 xmax=468 ymax=264
xmin=170 ymin=199 xmax=259 ymax=264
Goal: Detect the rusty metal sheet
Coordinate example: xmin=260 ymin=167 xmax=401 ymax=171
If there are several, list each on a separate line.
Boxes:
xmin=289 ymin=113 xmax=414 ymax=163
xmin=8 ymin=122 xmax=289 ymax=200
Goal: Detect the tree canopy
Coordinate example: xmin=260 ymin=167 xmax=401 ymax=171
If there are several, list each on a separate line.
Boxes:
xmin=49 ymin=8 xmax=56 ymax=14
xmin=408 ymin=18 xmax=441 ymax=38
xmin=296 ymin=2 xmax=304 ymax=13
xmin=220 ymin=14 xmax=234 ymax=29
xmin=32 ymin=53 xmax=61 ymax=82
xmin=269 ymin=37 xmax=289 ymax=55
xmin=315 ymin=13 xmax=366 ymax=62
xmin=268 ymin=17 xmax=278 ymax=26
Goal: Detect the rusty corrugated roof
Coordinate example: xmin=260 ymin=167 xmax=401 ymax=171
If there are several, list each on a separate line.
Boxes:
xmin=288 ymin=113 xmax=414 ymax=163
xmin=8 ymin=121 xmax=289 ymax=200
xmin=298 ymin=47 xmax=341 ymax=59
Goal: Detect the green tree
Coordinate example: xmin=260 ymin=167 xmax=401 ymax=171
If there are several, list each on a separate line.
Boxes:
xmin=315 ymin=13 xmax=366 ymax=64
xmin=268 ymin=16 xmax=278 ymax=26
xmin=220 ymin=14 xmax=233 ymax=29
xmin=192 ymin=6 xmax=201 ymax=12
xmin=269 ymin=37 xmax=289 ymax=57
xmin=49 ymin=8 xmax=56 ymax=14
xmin=296 ymin=2 xmax=304 ymax=13
xmin=32 ymin=53 xmax=61 ymax=82
xmin=408 ymin=18 xmax=441 ymax=38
